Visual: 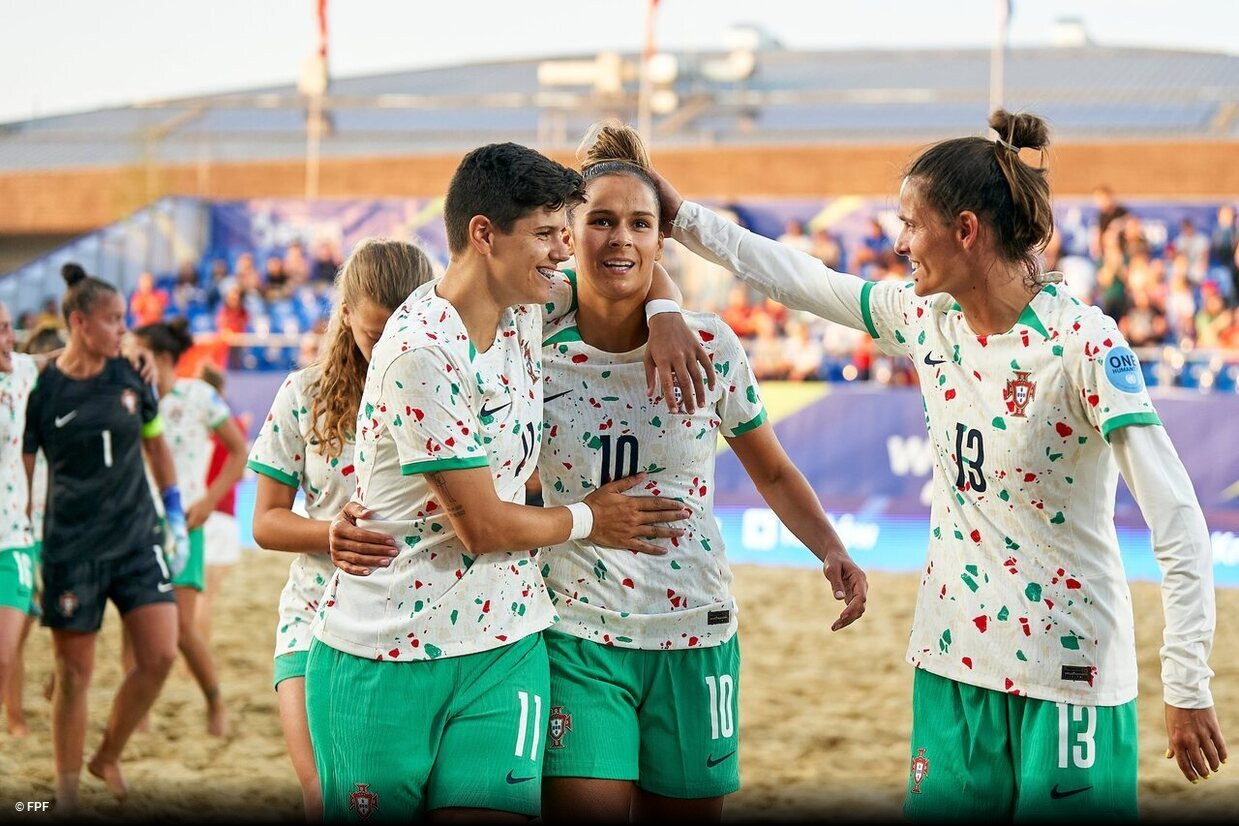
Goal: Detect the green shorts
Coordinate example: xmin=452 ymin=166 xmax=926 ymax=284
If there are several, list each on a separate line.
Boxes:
xmin=28 ymin=541 xmax=42 ymax=617
xmin=273 ymin=649 xmax=308 ymax=690
xmin=305 ymin=633 xmax=549 ymax=820
xmin=0 ymin=546 xmax=35 ymax=613
xmin=904 ymin=668 xmax=1138 ymax=822
xmin=543 ymin=630 xmax=741 ymax=799
xmin=171 ymin=527 xmax=205 ymax=591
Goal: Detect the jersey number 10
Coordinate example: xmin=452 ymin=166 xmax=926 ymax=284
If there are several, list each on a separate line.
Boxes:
xmin=599 ymin=434 xmax=640 ymax=486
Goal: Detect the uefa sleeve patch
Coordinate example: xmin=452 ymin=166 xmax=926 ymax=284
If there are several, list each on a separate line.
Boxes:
xmin=1103 ymin=346 xmax=1145 ymax=394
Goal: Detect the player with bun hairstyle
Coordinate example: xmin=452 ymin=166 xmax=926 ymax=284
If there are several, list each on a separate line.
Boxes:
xmin=312 ymin=142 xmax=709 ymax=820
xmin=653 ymin=110 xmax=1227 ymax=819
xmin=131 ymin=317 xmax=247 ymax=737
xmin=23 ymin=264 xmax=188 ymax=810
xmin=247 ymin=238 xmax=437 ymax=821
xmin=527 ymin=122 xmax=866 ymax=822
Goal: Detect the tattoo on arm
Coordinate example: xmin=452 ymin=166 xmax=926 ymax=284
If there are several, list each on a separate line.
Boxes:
xmin=427 ymin=472 xmax=466 ymax=517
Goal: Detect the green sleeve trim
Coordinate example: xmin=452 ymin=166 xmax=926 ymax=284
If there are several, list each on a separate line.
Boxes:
xmin=859 ymin=281 xmax=880 ymax=339
xmin=401 ymin=455 xmax=489 ymax=476
xmin=565 ymin=268 xmax=578 ymax=313
xmin=1101 ymin=411 xmax=1162 ymax=442
xmin=142 ymin=416 xmax=164 ymax=438
xmin=729 ymin=407 xmax=769 ymax=437
xmin=247 ymin=459 xmax=300 ymax=488
xmin=209 ymin=413 xmax=230 ymax=430
xmin=543 ymin=326 xmax=583 ymax=347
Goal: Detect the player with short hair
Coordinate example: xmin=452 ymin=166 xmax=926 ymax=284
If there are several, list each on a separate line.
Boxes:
xmin=651 ymin=110 xmax=1227 ymax=820
xmin=23 ymin=264 xmax=189 ymax=811
xmin=248 ymin=237 xmax=437 ymax=821
xmin=312 ymin=142 xmax=700 ymax=820
xmin=131 ymin=318 xmax=247 ymax=737
xmin=534 ymin=122 xmax=868 ymax=823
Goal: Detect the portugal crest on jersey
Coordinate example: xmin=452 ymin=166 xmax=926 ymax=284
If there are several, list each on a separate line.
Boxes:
xmin=120 ymin=388 xmax=138 ymax=415
xmin=909 ymin=747 xmax=930 ymax=793
xmin=548 ymin=705 xmax=573 ymax=749
xmin=1003 ymin=371 xmax=1036 ymax=417
xmin=349 ymin=783 xmax=378 ymax=818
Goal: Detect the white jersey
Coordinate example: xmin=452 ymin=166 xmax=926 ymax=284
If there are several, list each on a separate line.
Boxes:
xmin=863 ymin=281 xmax=1162 ymax=704
xmin=539 ymin=307 xmax=766 ymax=650
xmin=161 ymin=377 xmax=231 ymax=505
xmin=314 ymin=280 xmax=572 ymax=662
xmin=0 ymin=353 xmax=37 ymax=549
xmin=247 ymin=365 xmax=354 ymax=657
xmin=672 ymin=199 xmax=1216 ymax=708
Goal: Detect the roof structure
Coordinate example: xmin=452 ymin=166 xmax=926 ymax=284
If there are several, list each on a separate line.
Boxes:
xmin=1 ymin=45 xmax=1235 ymax=172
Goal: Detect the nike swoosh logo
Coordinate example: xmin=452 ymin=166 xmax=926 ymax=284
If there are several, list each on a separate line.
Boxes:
xmin=479 ymin=400 xmax=513 ymax=419
xmin=923 ymin=354 xmax=947 ymax=366
xmin=54 ymin=411 xmax=78 ymax=428
xmin=505 ymin=770 xmax=536 ymax=784
xmin=1049 ymin=784 xmax=1092 ymax=799
xmin=158 ymin=582 xmax=174 ymax=592
xmin=544 ymin=390 xmax=572 ymax=403
xmin=705 ymin=750 xmax=736 ymax=768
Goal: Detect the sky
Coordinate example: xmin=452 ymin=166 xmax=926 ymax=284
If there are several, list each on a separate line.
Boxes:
xmin=1 ymin=0 xmax=1235 ymax=124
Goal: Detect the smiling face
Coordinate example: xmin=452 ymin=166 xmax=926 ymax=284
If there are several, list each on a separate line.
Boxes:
xmin=486 ymin=205 xmax=573 ymax=306
xmin=571 ymin=173 xmax=663 ymax=303
xmin=895 ymin=176 xmax=971 ymax=298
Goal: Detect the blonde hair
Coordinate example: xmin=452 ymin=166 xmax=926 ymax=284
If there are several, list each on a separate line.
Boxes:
xmin=308 ymin=238 xmax=435 ymax=458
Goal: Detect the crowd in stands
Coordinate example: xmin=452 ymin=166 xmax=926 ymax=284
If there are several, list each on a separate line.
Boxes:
xmin=16 ymin=193 xmax=1239 ymax=386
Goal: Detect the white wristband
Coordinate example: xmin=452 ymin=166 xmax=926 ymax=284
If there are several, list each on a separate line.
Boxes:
xmin=644 ymin=298 xmax=682 ymax=321
xmin=566 ymin=501 xmax=594 ymax=541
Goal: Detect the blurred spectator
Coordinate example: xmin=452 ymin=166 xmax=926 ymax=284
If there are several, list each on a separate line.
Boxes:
xmin=785 ymin=321 xmax=825 ymax=381
xmin=809 ymin=227 xmax=843 ymax=271
xmin=206 ymin=258 xmax=232 ymax=308
xmin=1195 ymin=284 xmax=1230 ymax=348
xmin=216 ymin=287 xmax=249 ymax=335
xmin=311 ymin=240 xmax=342 ymax=284
xmin=1164 ymin=257 xmax=1198 ymax=343
xmin=129 ymin=272 xmax=168 ymax=326
xmin=1171 ymin=218 xmax=1210 ymax=284
xmin=16 ymin=311 xmax=37 ymax=331
xmin=283 ymin=240 xmax=309 ymax=283
xmin=777 ymin=219 xmax=812 ymax=254
xmin=720 ymin=284 xmax=756 ymax=338
xmin=264 ymin=255 xmax=290 ymax=298
xmin=749 ymin=313 xmax=790 ymax=380
xmin=758 ymin=297 xmax=789 ymax=331
xmin=1118 ymin=285 xmax=1168 ymax=347
xmin=1095 ymin=232 xmax=1128 ymax=321
xmin=1090 ymin=186 xmax=1130 ymax=260
xmin=1209 ymin=204 xmax=1238 ymax=302
xmin=852 ymin=218 xmax=893 ymax=277
xmin=170 ymin=260 xmax=204 ymax=312
xmin=37 ymin=298 xmax=63 ymax=329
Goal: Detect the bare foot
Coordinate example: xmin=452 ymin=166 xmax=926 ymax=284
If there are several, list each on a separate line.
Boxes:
xmin=87 ymin=753 xmax=128 ymax=802
xmin=53 ymin=775 xmax=79 ymax=815
xmin=207 ymin=699 xmax=229 ymax=737
xmin=6 ymin=717 xmax=29 ymax=737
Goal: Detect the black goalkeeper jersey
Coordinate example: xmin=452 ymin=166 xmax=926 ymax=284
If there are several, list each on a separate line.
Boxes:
xmin=24 ymin=358 xmax=162 ymax=564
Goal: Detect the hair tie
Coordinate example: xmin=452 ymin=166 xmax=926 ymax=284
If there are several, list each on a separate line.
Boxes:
xmin=995 ymin=136 xmax=1019 ymax=153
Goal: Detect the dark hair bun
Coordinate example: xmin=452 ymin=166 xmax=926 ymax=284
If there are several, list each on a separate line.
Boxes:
xmin=989 ymin=109 xmax=1049 ymax=151
xmin=61 ymin=262 xmax=88 ymax=287
xmin=168 ymin=316 xmax=194 ymax=351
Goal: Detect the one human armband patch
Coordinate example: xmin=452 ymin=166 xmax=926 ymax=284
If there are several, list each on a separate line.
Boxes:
xmin=1102 ymin=346 xmax=1145 ymax=394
